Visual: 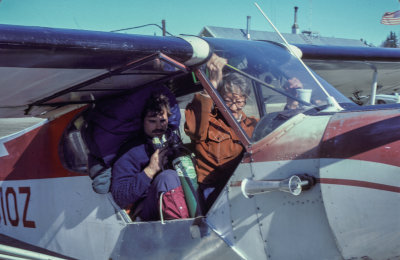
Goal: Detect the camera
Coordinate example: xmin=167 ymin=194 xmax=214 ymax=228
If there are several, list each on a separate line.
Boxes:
xmin=151 ymin=129 xmax=182 ymax=151
xmin=152 ymin=129 xmax=201 ymax=217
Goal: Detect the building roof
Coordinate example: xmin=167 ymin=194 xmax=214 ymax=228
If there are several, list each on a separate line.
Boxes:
xmin=199 ymin=26 xmax=367 ymax=47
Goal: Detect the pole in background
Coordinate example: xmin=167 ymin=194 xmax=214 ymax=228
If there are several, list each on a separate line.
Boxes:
xmin=246 ymin=16 xmax=251 ymax=40
xmin=162 ymin=19 xmax=166 ymax=36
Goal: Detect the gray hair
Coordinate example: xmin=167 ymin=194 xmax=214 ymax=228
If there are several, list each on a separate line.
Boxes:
xmin=218 ymin=72 xmax=251 ymax=97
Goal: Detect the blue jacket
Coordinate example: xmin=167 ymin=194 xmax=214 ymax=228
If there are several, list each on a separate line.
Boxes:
xmin=83 ymin=85 xmax=180 ymax=167
xmin=111 ymin=137 xmax=153 ymax=209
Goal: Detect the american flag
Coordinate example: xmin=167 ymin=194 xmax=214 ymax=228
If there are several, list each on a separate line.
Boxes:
xmin=381 ymin=10 xmax=400 ymax=25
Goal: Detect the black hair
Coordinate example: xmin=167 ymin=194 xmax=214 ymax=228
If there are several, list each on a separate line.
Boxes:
xmin=142 ymin=94 xmax=171 ymax=119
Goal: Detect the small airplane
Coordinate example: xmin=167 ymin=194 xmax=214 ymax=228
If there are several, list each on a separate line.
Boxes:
xmin=358 ymin=93 xmax=400 ymax=105
xmin=0 ymin=23 xmax=399 ymax=260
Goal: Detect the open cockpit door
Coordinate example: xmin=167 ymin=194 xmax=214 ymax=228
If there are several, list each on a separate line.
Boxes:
xmin=0 ymin=24 xmax=210 ymax=118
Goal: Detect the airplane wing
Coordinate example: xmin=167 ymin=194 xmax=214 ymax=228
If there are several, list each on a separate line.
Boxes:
xmin=295 ymin=44 xmax=400 ymax=101
xmin=4 ymin=24 xmax=400 ymax=118
xmin=0 ymin=24 xmax=207 ymax=118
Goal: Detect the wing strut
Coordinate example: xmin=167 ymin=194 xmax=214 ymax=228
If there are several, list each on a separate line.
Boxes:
xmin=255 ymin=2 xmax=343 ymax=111
xmin=369 ymin=64 xmax=378 ymax=105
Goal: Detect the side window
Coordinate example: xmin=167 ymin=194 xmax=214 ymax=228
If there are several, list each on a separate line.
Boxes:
xmin=176 ymin=92 xmax=195 ymax=144
xmin=205 ymin=71 xmax=260 ymax=141
xmin=243 ymin=81 xmax=260 ymax=124
xmin=59 ymin=113 xmax=89 ymax=173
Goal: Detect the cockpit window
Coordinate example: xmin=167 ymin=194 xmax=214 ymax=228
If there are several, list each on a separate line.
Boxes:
xmin=60 ymin=112 xmax=89 ymax=174
xmin=202 ymin=38 xmax=355 ymax=143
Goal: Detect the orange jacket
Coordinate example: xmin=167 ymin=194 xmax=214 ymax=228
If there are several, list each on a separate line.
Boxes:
xmin=184 ymin=93 xmax=257 ymax=185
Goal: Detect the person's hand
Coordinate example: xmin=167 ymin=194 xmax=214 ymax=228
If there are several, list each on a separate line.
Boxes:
xmin=285 ymin=98 xmax=299 ymax=110
xmin=283 ymin=77 xmax=303 ymax=96
xmin=144 ymin=148 xmax=168 ymax=179
xmin=207 ymin=53 xmax=227 ymax=88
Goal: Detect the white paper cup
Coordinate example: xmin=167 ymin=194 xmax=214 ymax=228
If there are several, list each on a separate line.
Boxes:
xmin=296 ymin=89 xmax=312 ymax=103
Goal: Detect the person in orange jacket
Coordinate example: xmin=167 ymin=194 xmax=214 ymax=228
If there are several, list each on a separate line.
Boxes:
xmin=184 ymin=54 xmax=258 ymax=211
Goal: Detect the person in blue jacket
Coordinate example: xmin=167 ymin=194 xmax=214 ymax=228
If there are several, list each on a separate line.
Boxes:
xmin=111 ymin=94 xmax=188 ymax=220
xmin=83 ymin=85 xmax=181 ymax=194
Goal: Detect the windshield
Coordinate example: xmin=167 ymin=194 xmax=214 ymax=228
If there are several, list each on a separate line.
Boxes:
xmin=201 ymin=38 xmax=355 ymax=143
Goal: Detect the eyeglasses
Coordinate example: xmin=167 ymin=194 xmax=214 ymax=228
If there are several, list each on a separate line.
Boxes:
xmin=224 ymin=98 xmax=246 ymax=108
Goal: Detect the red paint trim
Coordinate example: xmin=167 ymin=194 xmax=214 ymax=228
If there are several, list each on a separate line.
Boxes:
xmin=321 ymin=111 xmax=400 ymax=167
xmin=0 ymin=108 xmax=85 ymax=180
xmin=248 ymin=109 xmax=400 ymax=168
xmin=159 ymin=52 xmax=188 ymax=72
xmin=230 ymin=178 xmax=400 ymax=194
xmin=318 ymin=178 xmax=400 ymax=193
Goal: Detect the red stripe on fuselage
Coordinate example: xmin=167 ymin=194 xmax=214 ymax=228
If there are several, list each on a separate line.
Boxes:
xmin=249 ymin=109 xmax=400 ymax=168
xmin=318 ymin=178 xmax=400 ymax=193
xmin=321 ymin=110 xmax=400 ymax=167
xmin=0 ymin=109 xmax=84 ymax=180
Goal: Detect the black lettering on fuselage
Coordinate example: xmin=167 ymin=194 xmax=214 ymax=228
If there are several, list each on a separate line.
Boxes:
xmin=0 ymin=187 xmax=6 ymax=225
xmin=6 ymin=187 xmax=19 ymax=226
xmin=0 ymin=186 xmax=36 ymax=228
xmin=19 ymin=187 xmax=36 ymax=228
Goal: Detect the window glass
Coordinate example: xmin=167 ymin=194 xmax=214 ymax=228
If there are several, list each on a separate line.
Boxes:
xmin=59 ymin=113 xmax=89 ymax=174
xmin=202 ymin=38 xmax=355 ymax=143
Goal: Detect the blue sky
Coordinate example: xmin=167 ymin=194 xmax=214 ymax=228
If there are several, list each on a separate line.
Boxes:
xmin=0 ymin=0 xmax=399 ymax=46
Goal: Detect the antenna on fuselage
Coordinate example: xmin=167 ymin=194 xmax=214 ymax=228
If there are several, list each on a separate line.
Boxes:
xmin=254 ymin=2 xmax=343 ymax=112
